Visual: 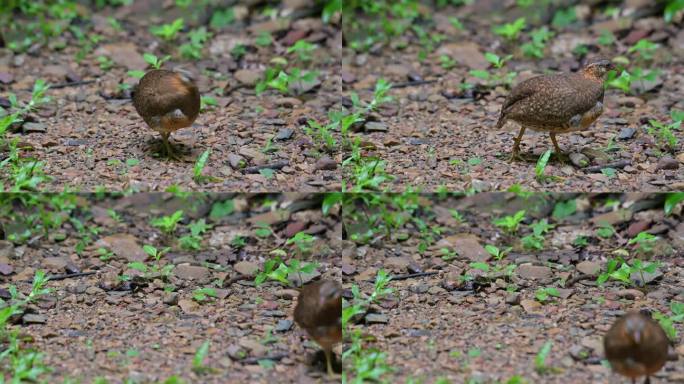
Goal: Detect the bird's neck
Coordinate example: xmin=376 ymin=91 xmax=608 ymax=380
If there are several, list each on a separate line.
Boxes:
xmin=579 ymin=70 xmax=604 ymax=83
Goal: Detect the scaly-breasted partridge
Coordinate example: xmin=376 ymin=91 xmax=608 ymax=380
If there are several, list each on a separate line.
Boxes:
xmin=604 ymin=310 xmax=670 ymax=384
xmin=496 ymin=59 xmax=615 ymax=161
xmin=294 ymin=279 xmax=342 ymax=376
xmin=132 ymin=69 xmax=200 ymax=160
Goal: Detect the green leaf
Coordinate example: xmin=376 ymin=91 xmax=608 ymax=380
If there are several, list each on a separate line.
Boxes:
xmin=209 ymin=200 xmax=234 ymax=219
xmin=665 ymin=193 xmax=684 ymax=215
xmin=552 ymin=199 xmax=576 ymax=220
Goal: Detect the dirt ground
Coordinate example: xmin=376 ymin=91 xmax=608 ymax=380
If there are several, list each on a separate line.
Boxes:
xmin=342 ymin=2 xmax=684 ymax=191
xmin=1 ymin=1 xmax=341 ymax=192
xmin=342 ymin=193 xmax=684 ymax=383
xmin=0 ymin=193 xmax=342 ymax=383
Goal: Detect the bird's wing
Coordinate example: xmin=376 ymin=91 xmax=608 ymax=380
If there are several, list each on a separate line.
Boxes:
xmin=505 ymin=76 xmax=603 ymax=126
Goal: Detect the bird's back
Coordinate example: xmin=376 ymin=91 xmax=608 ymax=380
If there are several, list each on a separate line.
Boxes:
xmin=498 ymin=72 xmax=604 ymax=130
xmin=294 ymin=281 xmax=342 ymax=329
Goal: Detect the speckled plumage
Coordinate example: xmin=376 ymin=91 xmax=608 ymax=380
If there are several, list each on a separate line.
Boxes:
xmin=604 ymin=311 xmax=669 ymax=384
xmin=294 ymin=280 xmax=342 ymax=375
xmin=132 ymin=69 xmax=200 ymax=159
xmin=496 ymin=59 xmax=615 ymax=160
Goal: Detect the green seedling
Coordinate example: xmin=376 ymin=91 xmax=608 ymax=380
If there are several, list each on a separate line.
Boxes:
xmin=595 ymin=222 xmax=615 ymax=238
xmin=652 ymin=301 xmax=684 ymax=341
xmin=209 ymin=199 xmax=234 ymax=219
xmin=180 ymin=27 xmax=211 ymax=60
xmin=150 ymin=18 xmax=184 ymax=41
xmin=193 ymin=287 xmax=217 ymax=303
xmin=552 ymin=7 xmax=576 ymax=28
xmin=665 ymin=192 xmax=684 ymax=215
xmin=535 ymin=287 xmax=560 ymax=303
xmin=534 ymin=150 xmax=553 ymax=182
xmin=493 ymin=210 xmax=526 ymax=234
xmin=440 ymin=248 xmax=458 ymax=261
xmin=304 ymin=118 xmax=337 ymax=152
xmin=142 ymin=53 xmax=170 ymax=70
xmin=253 ymin=223 xmax=272 ymax=238
xmin=97 ymin=247 xmax=114 ymax=261
xmin=628 ymin=39 xmax=658 ymax=61
xmin=191 ymin=340 xmax=212 ymax=374
xmin=449 ymin=209 xmax=465 ymax=223
xmin=552 ymin=199 xmax=576 ymax=220
xmin=597 ymin=30 xmax=615 ymax=46
xmin=597 ymin=257 xmax=659 ymax=287
xmin=648 ymin=114 xmax=680 ymax=152
xmin=485 ymin=52 xmax=512 ymax=69
xmin=627 ymin=232 xmax=659 ymax=255
xmin=231 ymin=235 xmax=246 ymax=249
xmin=265 ymin=68 xmax=319 ymax=96
xmin=534 ymin=341 xmax=553 ymax=374
xmin=192 ymin=149 xmax=212 ymax=184
xmin=150 ymin=210 xmax=183 ymax=236
xmin=254 ymin=258 xmax=318 ymax=287
xmin=285 ymin=232 xmax=316 ymax=257
xmin=440 ymin=55 xmax=457 ymax=70
xmin=287 ymin=40 xmax=317 ymax=62
xmin=493 ymin=17 xmax=526 ymax=41
xmin=210 ymin=7 xmax=235 ymax=28
xmin=573 ymin=236 xmax=589 ymax=248
xmin=97 ymin=55 xmax=115 ymax=71
xmin=255 ymin=32 xmax=272 ymax=47
xmin=484 ymin=244 xmax=511 ymax=261
xmin=522 ymin=26 xmax=554 ymax=58
xmin=665 ymin=0 xmax=684 ymax=22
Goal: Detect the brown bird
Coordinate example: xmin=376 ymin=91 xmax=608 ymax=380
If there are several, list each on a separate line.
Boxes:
xmin=294 ymin=279 xmax=342 ymax=376
xmin=132 ymin=69 xmax=200 ymax=160
xmin=496 ymin=58 xmax=616 ymax=162
xmin=604 ymin=310 xmax=670 ymax=384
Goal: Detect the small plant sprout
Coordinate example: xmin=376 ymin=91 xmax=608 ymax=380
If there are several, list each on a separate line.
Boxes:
xmin=534 ymin=150 xmax=553 ymax=182
xmin=628 ymin=232 xmax=658 ymax=255
xmin=151 ymin=210 xmax=183 ymax=236
xmin=484 ymin=244 xmax=511 ymax=261
xmin=287 ymin=40 xmax=317 ymax=62
xmin=652 ymin=301 xmax=684 ymax=341
xmin=192 ymin=340 xmax=212 ymax=374
xmin=193 ymin=149 xmax=212 ymax=184
xmin=493 ymin=210 xmax=526 ymax=234
xmin=192 ymin=287 xmax=218 ymax=303
xmin=493 ymin=17 xmax=526 ymax=41
xmin=150 ymin=18 xmax=184 ymax=41
xmin=254 ymin=258 xmax=318 ymax=287
xmin=597 ymin=257 xmax=659 ymax=287
xmin=143 ymin=53 xmax=171 ymax=70
xmin=285 ymin=232 xmax=316 ymax=257
xmin=534 ymin=341 xmax=553 ymax=374
xmin=484 ymin=52 xmax=512 ymax=69
xmin=535 ymin=287 xmax=560 ymax=303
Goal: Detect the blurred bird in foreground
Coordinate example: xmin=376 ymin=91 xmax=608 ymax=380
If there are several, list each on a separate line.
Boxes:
xmin=294 ymin=279 xmax=342 ymax=376
xmin=604 ymin=310 xmax=670 ymax=384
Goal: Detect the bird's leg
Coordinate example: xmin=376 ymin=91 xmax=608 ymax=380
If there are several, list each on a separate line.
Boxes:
xmin=509 ymin=126 xmax=526 ymax=162
xmin=644 ymin=376 xmax=650 ymax=384
xmin=324 ymin=347 xmax=334 ymax=376
xmin=160 ymin=132 xmax=180 ymax=161
xmin=549 ymin=133 xmax=567 ymax=163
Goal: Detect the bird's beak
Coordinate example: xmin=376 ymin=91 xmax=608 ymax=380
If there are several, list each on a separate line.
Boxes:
xmin=633 ymin=330 xmax=641 ymax=344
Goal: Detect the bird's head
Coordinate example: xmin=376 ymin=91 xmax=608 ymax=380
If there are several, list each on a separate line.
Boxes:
xmin=318 ymin=280 xmax=342 ymax=308
xmin=581 ymin=59 xmax=617 ymax=80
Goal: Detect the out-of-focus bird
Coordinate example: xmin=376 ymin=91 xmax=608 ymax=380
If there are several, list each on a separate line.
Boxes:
xmin=496 ymin=59 xmax=616 ymax=162
xmin=294 ymin=279 xmax=342 ymax=376
xmin=132 ymin=69 xmax=200 ymax=160
xmin=603 ymin=310 xmax=670 ymax=384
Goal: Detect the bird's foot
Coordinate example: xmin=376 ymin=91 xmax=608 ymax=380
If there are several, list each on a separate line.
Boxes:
xmin=508 ymin=150 xmax=525 ymax=163
xmin=552 ymin=152 xmax=569 ymax=164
